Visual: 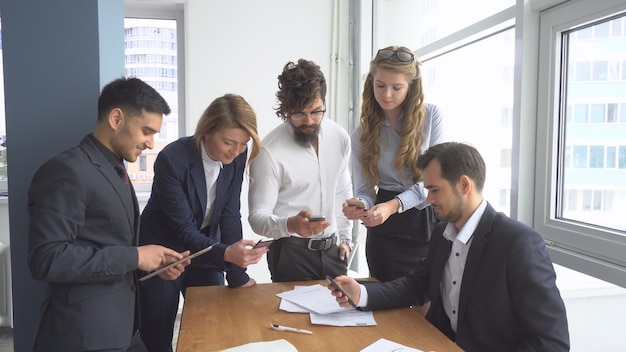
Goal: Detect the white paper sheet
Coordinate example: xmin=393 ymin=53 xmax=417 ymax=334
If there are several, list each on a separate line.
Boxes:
xmin=276 ymin=284 xmax=354 ymax=315
xmin=220 ymin=339 xmax=298 ymax=352
xmin=360 ymin=338 xmax=424 ymax=352
xmin=310 ymin=309 xmax=377 ymax=326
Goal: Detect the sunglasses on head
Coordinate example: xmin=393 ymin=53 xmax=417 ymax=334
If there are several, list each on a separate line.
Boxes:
xmin=375 ymin=49 xmax=415 ymax=63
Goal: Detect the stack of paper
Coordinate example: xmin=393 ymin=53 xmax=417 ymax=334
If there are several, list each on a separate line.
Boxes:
xmin=276 ymin=284 xmax=377 ymax=326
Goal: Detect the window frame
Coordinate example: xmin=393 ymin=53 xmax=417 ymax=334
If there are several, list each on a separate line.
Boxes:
xmin=125 ymin=1 xmax=185 ymax=194
xmin=536 ymin=0 xmax=626 ymax=288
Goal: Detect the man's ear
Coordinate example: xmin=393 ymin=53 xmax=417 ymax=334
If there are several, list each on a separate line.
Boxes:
xmin=459 ymin=175 xmax=472 ymax=196
xmin=108 ymin=108 xmax=124 ymax=131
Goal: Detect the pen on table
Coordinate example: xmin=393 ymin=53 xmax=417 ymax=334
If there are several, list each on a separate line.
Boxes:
xmin=270 ymin=323 xmax=313 ymax=335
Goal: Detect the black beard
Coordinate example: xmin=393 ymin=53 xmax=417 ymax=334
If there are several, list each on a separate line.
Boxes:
xmin=293 ymin=124 xmax=321 ymax=147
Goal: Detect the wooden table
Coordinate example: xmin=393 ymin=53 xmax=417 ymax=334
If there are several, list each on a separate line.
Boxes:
xmin=176 ymin=280 xmax=462 ymax=352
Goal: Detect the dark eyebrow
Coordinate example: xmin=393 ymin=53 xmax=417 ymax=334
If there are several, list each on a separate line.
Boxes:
xmin=144 ymin=126 xmax=159 ymax=134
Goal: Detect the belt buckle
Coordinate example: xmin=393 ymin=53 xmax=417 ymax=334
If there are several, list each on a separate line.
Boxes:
xmin=307 ymin=239 xmax=322 ymax=251
xmin=307 ymin=237 xmax=333 ymax=251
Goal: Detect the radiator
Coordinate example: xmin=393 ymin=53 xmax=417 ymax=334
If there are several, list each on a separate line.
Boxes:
xmin=0 ymin=243 xmax=12 ymax=327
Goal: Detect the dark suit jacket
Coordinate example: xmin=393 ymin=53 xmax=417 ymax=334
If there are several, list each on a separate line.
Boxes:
xmin=139 ymin=136 xmax=249 ymax=286
xmin=28 ymin=135 xmax=141 ymax=351
xmin=363 ymin=203 xmax=570 ymax=352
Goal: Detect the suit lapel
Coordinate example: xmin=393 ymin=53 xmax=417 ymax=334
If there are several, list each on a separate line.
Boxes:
xmin=80 ymin=137 xmax=136 ymax=230
xmin=457 ymin=204 xmax=496 ymax=328
xmin=188 ymin=139 xmax=208 ymax=226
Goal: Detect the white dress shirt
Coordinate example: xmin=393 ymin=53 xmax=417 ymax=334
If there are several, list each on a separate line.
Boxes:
xmin=200 ymin=143 xmax=223 ymax=229
xmin=248 ymin=118 xmax=353 ymax=242
xmin=441 ymin=199 xmax=487 ymax=332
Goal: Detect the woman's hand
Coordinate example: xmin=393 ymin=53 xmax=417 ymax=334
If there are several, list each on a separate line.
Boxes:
xmin=361 ymin=199 xmax=398 ymax=227
xmin=224 ymin=239 xmax=268 ymax=268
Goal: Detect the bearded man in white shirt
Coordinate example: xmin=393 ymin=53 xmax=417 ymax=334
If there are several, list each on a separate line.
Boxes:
xmin=248 ymin=59 xmax=354 ymax=282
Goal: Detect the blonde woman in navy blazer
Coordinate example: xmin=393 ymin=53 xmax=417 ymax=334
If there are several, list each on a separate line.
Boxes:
xmin=138 ymin=94 xmax=268 ymax=352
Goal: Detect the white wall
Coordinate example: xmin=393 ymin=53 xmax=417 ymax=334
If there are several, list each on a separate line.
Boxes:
xmin=182 ymin=0 xmax=353 ymax=283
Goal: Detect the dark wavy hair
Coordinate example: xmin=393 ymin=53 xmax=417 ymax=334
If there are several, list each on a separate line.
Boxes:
xmin=274 ymin=59 xmax=326 ymax=121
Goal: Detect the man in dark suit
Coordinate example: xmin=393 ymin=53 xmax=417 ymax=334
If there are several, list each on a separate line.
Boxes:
xmin=329 ymin=142 xmax=570 ymax=351
xmin=28 ymin=77 xmax=191 ymax=352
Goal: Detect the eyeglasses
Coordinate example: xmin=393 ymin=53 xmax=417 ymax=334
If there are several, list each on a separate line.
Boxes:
xmin=290 ymin=109 xmax=326 ymax=120
xmin=375 ymin=49 xmax=415 ymax=63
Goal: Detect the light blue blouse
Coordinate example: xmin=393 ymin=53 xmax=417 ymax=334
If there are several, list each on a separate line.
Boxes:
xmin=350 ymin=103 xmax=445 ymax=211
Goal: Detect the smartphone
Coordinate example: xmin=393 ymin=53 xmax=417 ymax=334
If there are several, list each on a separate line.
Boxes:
xmin=346 ymin=198 xmax=367 ymax=209
xmin=308 ymin=215 xmax=326 ymax=222
xmin=253 ymin=238 xmax=274 ymax=249
xmin=325 ymin=274 xmax=357 ymax=308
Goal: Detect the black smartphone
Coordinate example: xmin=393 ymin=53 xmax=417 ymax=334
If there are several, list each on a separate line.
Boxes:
xmin=253 ymin=238 xmax=274 ymax=249
xmin=325 ymin=274 xmax=357 ymax=308
xmin=308 ymin=215 xmax=326 ymax=222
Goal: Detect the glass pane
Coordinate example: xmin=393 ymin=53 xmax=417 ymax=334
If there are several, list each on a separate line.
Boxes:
xmin=560 ymin=14 xmax=626 ymax=232
xmin=372 ymin=0 xmax=515 ymax=49
xmin=124 ymin=18 xmax=179 ymax=192
xmin=422 ymin=29 xmax=514 ymax=215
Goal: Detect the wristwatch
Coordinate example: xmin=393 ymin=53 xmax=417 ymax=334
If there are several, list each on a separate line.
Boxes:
xmin=395 ymin=196 xmax=405 ymax=214
xmin=340 ymin=239 xmax=354 ymax=251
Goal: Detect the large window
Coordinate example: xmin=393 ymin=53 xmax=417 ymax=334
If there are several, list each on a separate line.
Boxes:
xmin=536 ymin=0 xmax=626 ymax=287
xmin=368 ymin=1 xmax=516 ymax=215
xmin=124 ymin=4 xmax=184 ymax=194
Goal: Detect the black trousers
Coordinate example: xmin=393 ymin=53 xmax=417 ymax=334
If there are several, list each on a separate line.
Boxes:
xmin=267 ymin=238 xmax=347 ymax=282
xmin=138 ymin=266 xmax=224 ymax=352
xmin=366 ymin=189 xmax=438 ymax=282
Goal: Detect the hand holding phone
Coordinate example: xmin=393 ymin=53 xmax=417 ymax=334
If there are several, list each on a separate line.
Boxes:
xmin=308 ymin=215 xmax=326 ymax=222
xmin=253 ymin=238 xmax=274 ymax=249
xmin=346 ymin=198 xmax=367 ymax=209
xmin=326 ymin=275 xmax=357 ymax=308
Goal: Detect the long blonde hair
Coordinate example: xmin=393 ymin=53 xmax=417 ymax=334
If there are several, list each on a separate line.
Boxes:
xmin=359 ymin=45 xmax=425 ymax=192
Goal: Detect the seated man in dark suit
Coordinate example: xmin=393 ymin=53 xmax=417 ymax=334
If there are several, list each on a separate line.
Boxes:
xmin=328 ymin=142 xmax=570 ymax=352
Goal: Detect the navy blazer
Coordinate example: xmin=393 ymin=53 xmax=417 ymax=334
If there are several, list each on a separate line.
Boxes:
xmin=28 ymin=135 xmax=141 ymax=351
xmin=363 ymin=203 xmax=569 ymax=352
xmin=139 ymin=136 xmax=249 ymax=286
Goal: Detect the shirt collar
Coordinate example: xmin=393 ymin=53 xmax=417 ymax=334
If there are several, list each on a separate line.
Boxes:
xmin=201 ymin=142 xmax=224 ymax=169
xmin=443 ymin=199 xmax=487 ymax=244
xmin=88 ymin=133 xmax=122 ymax=168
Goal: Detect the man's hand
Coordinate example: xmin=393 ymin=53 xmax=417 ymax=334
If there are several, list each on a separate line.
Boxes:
xmin=338 ymin=242 xmax=351 ymax=262
xmin=224 ymin=239 xmax=268 ymax=268
xmin=286 ymin=210 xmax=330 ymax=237
xmin=137 ymin=245 xmax=184 ymax=271
xmin=327 ymin=275 xmax=361 ymax=308
xmin=158 ymin=250 xmax=191 ymax=280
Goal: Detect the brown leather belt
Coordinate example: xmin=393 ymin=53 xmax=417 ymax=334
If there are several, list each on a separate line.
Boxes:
xmin=281 ymin=235 xmax=336 ymax=251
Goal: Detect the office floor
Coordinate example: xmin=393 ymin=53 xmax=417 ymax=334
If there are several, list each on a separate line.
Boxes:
xmin=0 ymin=326 xmax=12 ymax=352
xmin=0 ymin=303 xmax=183 ymax=352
